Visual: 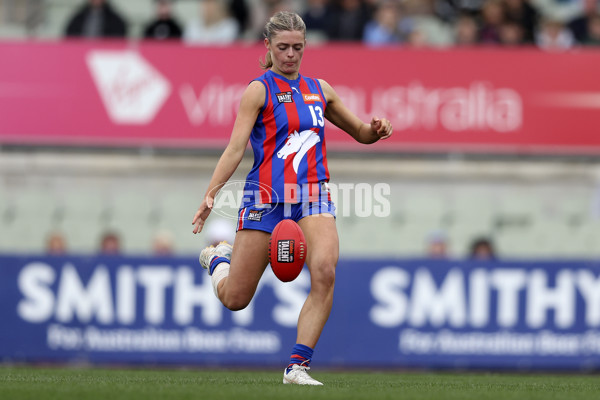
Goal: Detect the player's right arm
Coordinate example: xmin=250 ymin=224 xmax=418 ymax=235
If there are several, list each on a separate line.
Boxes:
xmin=192 ymin=80 xmax=265 ymax=234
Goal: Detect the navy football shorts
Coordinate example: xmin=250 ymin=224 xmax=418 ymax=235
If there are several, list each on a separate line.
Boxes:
xmin=237 ymin=201 xmax=336 ymax=233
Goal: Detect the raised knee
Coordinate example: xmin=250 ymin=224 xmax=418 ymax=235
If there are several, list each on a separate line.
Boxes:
xmin=222 ymin=294 xmax=251 ymax=311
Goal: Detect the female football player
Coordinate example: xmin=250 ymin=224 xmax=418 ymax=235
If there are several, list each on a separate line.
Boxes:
xmin=192 ymin=11 xmax=392 ymax=385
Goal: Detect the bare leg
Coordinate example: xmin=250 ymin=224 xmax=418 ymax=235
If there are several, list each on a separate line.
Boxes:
xmin=295 ymin=214 xmax=339 ymax=348
xmin=215 ymin=229 xmax=270 ymax=311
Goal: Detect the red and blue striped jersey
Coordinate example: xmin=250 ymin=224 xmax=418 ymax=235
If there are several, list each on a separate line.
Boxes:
xmin=242 ymin=70 xmax=330 ymax=207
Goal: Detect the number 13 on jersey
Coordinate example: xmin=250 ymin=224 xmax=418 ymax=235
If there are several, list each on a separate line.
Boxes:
xmin=309 ymin=105 xmax=324 ymax=127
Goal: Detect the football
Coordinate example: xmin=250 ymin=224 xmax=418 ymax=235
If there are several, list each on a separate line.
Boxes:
xmin=268 ymin=219 xmax=307 ymax=282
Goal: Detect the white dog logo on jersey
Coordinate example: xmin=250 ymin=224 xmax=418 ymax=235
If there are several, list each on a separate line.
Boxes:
xmin=277 ymin=129 xmax=321 ymax=173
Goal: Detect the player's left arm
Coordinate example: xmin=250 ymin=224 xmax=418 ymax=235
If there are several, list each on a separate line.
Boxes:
xmin=319 ymin=79 xmax=392 ymax=144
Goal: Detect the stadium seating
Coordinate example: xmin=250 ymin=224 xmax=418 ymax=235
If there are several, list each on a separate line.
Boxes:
xmin=0 ymin=157 xmax=598 ymax=260
xmin=15 ymin=0 xmax=204 ymax=40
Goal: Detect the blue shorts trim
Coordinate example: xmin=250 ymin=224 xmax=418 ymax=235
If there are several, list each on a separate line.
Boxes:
xmin=237 ymin=201 xmax=336 ymax=233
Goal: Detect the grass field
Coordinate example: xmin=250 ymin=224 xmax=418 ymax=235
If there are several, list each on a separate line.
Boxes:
xmin=1 ymin=366 xmax=600 ymax=400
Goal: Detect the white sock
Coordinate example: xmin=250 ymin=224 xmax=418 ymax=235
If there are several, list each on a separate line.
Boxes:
xmin=211 ymin=262 xmax=230 ymax=298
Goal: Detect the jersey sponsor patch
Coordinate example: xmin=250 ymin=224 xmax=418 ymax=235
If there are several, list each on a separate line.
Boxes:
xmin=247 ymin=209 xmax=264 ymax=221
xmin=303 ymin=93 xmax=322 ymax=103
xmin=276 ymin=91 xmax=293 ymax=103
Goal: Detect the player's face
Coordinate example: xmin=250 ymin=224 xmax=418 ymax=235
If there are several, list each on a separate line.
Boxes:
xmin=266 ymin=30 xmax=305 ymax=79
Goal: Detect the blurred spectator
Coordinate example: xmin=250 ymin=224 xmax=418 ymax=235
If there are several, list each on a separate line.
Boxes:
xmin=433 ymin=0 xmax=487 ymax=21
xmin=327 ymin=0 xmax=373 ymax=41
xmin=46 ymin=231 xmax=67 ymax=255
xmin=363 ymin=0 xmax=404 ymax=46
xmin=503 ymin=0 xmax=539 ymax=43
xmin=531 ymin=0 xmax=582 ymax=25
xmin=567 ymin=0 xmax=600 ymax=43
xmin=184 ymin=0 xmax=239 ymax=45
xmin=441 ymin=0 xmax=487 ymax=14
xmin=469 ymin=236 xmax=496 ymax=260
xmin=205 ymin=218 xmax=236 ymax=247
xmin=433 ymin=0 xmax=463 ymax=22
xmin=583 ymin=12 xmax=600 ymax=45
xmin=403 ymin=0 xmax=435 ymax=15
xmin=303 ymin=0 xmax=334 ymax=41
xmin=99 ymin=231 xmax=121 ymax=255
xmin=64 ymin=0 xmax=127 ymax=38
xmin=536 ymin=18 xmax=575 ymax=50
xmin=426 ymin=230 xmax=448 ymax=259
xmin=498 ymin=19 xmax=526 ymax=45
xmin=245 ymin=0 xmax=296 ymax=41
xmin=406 ymin=25 xmax=430 ymax=47
xmin=479 ymin=0 xmax=504 ymax=44
xmin=402 ymin=0 xmax=454 ymax=46
xmin=143 ymin=0 xmax=183 ymax=40
xmin=454 ymin=13 xmax=480 ymax=45
xmin=152 ymin=230 xmax=174 ymax=256
xmin=229 ymin=0 xmax=250 ymax=35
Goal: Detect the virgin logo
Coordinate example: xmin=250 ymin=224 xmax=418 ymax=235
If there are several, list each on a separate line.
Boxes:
xmin=86 ymin=50 xmax=171 ymax=124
